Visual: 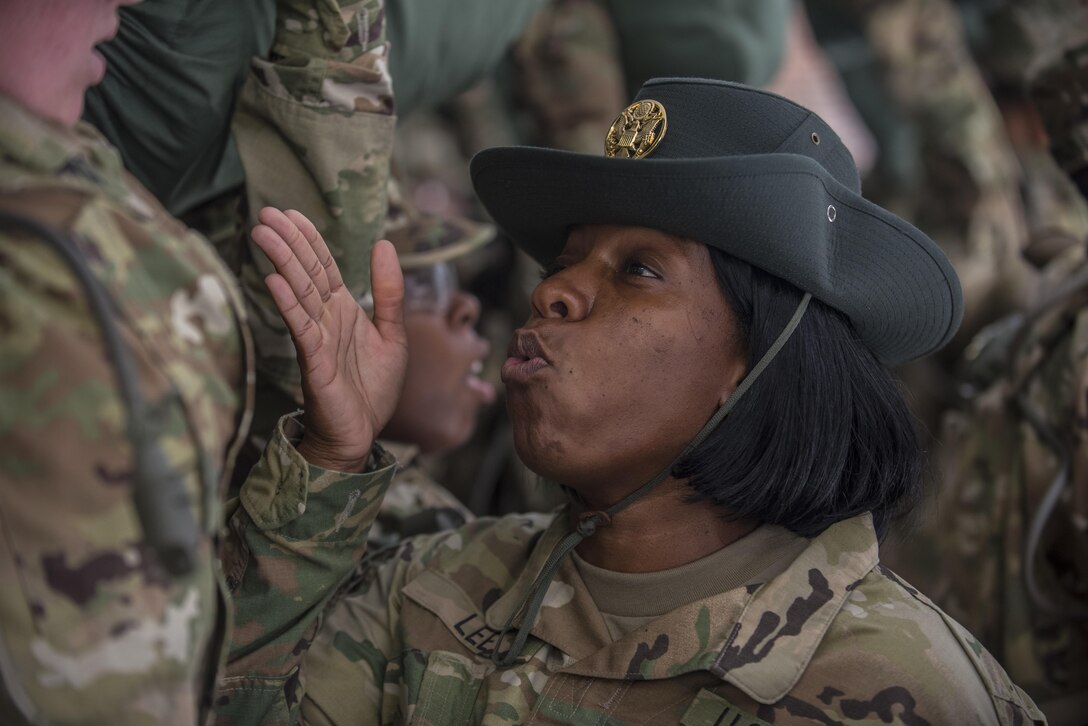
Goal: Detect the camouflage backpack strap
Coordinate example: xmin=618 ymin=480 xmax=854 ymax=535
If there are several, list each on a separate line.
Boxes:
xmin=1007 ymin=261 xmax=1088 ymax=619
xmin=0 ymin=209 xmax=201 ymax=576
xmin=1008 ymin=261 xmax=1088 ymax=383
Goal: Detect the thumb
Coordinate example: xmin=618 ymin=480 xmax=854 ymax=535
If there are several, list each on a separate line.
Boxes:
xmin=370 ymin=239 xmax=405 ymax=345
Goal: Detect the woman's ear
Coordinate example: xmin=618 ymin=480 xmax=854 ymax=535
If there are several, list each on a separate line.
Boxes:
xmin=717 ymin=352 xmax=748 ymax=407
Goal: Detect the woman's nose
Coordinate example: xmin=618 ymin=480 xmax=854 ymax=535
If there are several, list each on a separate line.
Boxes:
xmin=447 ymin=290 xmax=482 ymax=330
xmin=530 ymin=265 xmax=592 ymax=321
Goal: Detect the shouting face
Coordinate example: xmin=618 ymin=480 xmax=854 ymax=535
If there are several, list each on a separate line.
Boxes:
xmin=0 ymin=0 xmax=137 ymax=126
xmin=502 ymin=225 xmax=747 ymax=504
xmin=382 ymin=284 xmax=495 ymax=454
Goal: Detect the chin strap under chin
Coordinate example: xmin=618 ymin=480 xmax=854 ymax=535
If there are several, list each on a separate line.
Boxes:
xmin=490 ymin=292 xmax=813 ymax=667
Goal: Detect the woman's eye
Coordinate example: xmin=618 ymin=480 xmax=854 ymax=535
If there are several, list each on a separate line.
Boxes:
xmin=625 ymin=261 xmax=659 ymax=279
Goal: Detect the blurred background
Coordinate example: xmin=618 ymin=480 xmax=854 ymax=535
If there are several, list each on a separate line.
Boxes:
xmin=85 ymin=0 xmax=1088 ymax=722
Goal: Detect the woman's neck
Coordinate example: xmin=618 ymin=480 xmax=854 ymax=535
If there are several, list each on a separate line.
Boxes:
xmin=570 ymin=478 xmax=757 ymax=573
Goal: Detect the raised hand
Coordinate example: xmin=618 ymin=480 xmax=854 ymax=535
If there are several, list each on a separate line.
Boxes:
xmin=251 ymin=207 xmax=408 ymax=472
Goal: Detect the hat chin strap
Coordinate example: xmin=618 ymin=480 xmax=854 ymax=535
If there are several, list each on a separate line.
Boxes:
xmin=491 ymin=292 xmax=813 ymax=667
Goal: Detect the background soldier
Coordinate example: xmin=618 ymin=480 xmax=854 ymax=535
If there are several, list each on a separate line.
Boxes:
xmin=891 ymin=4 xmax=1088 ymax=722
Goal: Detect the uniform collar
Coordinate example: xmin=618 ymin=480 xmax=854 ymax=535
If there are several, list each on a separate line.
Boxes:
xmin=405 ymin=511 xmax=879 ymax=703
xmin=706 ymin=513 xmax=879 ymax=703
xmin=0 ymin=93 xmax=131 ymax=202
xmin=535 ymin=513 xmax=878 ymax=701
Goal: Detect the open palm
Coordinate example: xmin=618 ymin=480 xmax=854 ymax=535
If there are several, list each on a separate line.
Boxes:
xmin=251 ymin=207 xmax=407 ymax=472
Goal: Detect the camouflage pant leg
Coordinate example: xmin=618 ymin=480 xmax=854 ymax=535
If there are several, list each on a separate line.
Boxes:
xmin=232 ymin=0 xmax=396 ymax=404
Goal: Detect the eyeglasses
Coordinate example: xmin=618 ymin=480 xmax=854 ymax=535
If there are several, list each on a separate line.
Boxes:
xmin=404 ymin=261 xmax=458 ymax=313
xmin=356 ymin=261 xmax=459 ymax=315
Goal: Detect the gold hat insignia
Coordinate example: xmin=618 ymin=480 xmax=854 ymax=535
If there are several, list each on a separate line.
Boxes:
xmin=605 ymin=100 xmax=667 ymax=159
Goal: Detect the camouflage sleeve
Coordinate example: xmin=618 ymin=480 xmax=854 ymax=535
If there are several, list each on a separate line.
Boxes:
xmin=228 ymin=0 xmax=396 ymax=403
xmin=0 ymin=121 xmax=268 ymax=724
xmin=216 ymin=413 xmax=397 ymax=724
xmin=892 ymin=250 xmax=1088 ymax=713
xmin=830 ymin=0 xmax=1029 ymax=339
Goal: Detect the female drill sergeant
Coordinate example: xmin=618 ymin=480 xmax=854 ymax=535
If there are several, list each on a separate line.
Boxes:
xmin=216 ymin=79 xmax=1045 ymax=724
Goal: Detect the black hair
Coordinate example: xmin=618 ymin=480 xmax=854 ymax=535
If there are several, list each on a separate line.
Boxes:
xmin=672 ymin=248 xmax=923 ymax=539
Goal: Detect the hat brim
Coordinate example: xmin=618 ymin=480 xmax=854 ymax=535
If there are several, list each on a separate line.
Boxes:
xmin=471 ymin=146 xmax=962 ymax=366
xmin=396 ymin=215 xmax=495 ymax=270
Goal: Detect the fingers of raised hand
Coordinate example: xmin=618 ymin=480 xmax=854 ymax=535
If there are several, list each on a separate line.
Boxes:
xmin=370 ymin=240 xmax=406 ymax=346
xmin=264 ymin=273 xmax=323 ymax=362
xmin=252 ymin=208 xmax=327 ymax=319
xmin=283 ymin=209 xmax=343 ymax=293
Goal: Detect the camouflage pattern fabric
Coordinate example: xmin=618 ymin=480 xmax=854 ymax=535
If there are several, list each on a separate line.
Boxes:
xmin=956 ymin=0 xmax=1088 ymax=267
xmin=228 ymin=0 xmax=396 ymax=406
xmin=919 ymin=248 xmax=1088 ymax=722
xmin=885 ymin=13 xmax=1088 ymax=720
xmin=368 ymin=441 xmax=472 ymax=550
xmin=820 ymin=0 xmax=1031 ymax=348
xmin=216 ymin=463 xmax=1045 ymax=724
xmin=0 ymin=92 xmax=384 ymax=724
xmin=511 ymin=0 xmax=627 ymax=155
xmin=1031 ymin=36 xmax=1088 ymax=199
xmin=0 ymin=95 xmax=252 ymax=724
xmin=968 ymin=0 xmax=1088 ymax=93
xmin=873 ymin=0 xmax=1032 ymax=341
xmin=1016 ymin=146 xmax=1088 ymax=269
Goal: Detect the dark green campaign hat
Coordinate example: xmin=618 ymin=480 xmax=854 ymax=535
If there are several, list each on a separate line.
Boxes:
xmin=470 ymin=77 xmax=963 ymax=365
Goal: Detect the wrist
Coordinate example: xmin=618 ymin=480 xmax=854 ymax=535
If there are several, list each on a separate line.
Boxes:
xmin=296 ymin=436 xmax=373 ymax=473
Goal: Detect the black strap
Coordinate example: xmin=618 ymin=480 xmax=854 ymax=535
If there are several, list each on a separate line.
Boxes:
xmin=0 ymin=212 xmax=198 ymax=576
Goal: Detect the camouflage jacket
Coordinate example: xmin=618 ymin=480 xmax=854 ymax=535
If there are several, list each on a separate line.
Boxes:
xmin=905 ymin=248 xmax=1088 ymax=716
xmin=0 ymin=95 xmax=336 ymax=725
xmin=217 ymin=434 xmax=1045 ymax=725
xmin=369 ymin=441 xmax=473 ymax=550
xmin=229 ymin=0 xmax=396 ymax=405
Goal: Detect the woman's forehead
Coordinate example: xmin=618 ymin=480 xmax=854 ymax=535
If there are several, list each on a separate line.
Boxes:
xmin=562 ymin=224 xmax=706 ymax=259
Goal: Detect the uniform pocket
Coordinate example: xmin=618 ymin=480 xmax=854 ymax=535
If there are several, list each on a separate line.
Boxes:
xmin=680 ymin=688 xmax=774 ymax=726
xmin=408 ymin=650 xmax=491 ymax=726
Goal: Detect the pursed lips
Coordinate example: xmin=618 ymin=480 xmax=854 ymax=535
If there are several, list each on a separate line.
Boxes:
xmin=502 ymin=330 xmax=552 ymax=384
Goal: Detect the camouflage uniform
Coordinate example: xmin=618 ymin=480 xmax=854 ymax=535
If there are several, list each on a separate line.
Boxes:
xmin=816 ymin=0 xmax=1032 ymax=350
xmin=227 ymin=0 xmax=396 ymax=405
xmin=367 ymin=441 xmax=472 ymax=550
xmin=0 ymin=94 xmax=353 ymax=725
xmin=887 ymin=10 xmax=1088 ymax=721
xmin=215 ymin=445 xmax=1045 ymax=724
xmin=926 ymin=246 xmax=1088 ymax=720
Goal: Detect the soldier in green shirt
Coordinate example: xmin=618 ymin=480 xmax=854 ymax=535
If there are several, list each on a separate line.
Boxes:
xmin=216 ymin=79 xmax=1044 ymax=724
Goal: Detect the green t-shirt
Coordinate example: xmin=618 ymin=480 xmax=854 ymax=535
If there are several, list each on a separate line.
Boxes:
xmin=83 ymin=0 xmax=277 ymax=216
xmin=573 ymin=524 xmax=809 ymax=641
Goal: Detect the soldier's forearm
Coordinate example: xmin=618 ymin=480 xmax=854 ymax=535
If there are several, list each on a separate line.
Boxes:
xmin=222 ymin=414 xmax=396 ymax=672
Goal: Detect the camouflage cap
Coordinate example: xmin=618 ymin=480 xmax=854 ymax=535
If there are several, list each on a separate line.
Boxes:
xmin=383 ymin=178 xmax=494 ymax=271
